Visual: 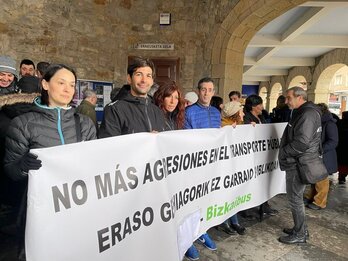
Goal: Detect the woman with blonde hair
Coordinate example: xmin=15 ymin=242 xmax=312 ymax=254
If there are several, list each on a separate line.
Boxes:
xmin=216 ymin=101 xmax=246 ymax=235
xmin=221 ymin=100 xmax=244 ymax=127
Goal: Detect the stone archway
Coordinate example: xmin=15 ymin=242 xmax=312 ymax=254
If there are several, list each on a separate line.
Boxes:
xmin=315 ymin=63 xmax=347 ymax=105
xmin=211 ymin=0 xmax=307 ymax=101
xmin=259 ymin=86 xmax=268 ymax=109
xmin=288 ymin=75 xmax=307 ymax=90
xmin=311 ymin=49 xmax=348 ymax=102
xmin=286 ymin=66 xmax=312 ymax=90
xmin=268 ymin=83 xmax=283 ymax=111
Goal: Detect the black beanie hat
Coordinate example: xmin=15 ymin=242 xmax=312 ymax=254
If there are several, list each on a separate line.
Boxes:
xmin=17 ymin=76 xmax=40 ymax=94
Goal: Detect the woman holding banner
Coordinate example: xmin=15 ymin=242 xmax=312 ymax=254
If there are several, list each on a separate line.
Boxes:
xmin=216 ymin=101 xmax=247 ymax=235
xmin=243 ymin=94 xmax=278 ymax=221
xmin=154 ymin=81 xmax=185 ymax=130
xmin=4 ymin=64 xmax=96 ymax=260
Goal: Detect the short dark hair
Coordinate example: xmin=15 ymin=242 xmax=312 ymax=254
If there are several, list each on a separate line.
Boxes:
xmin=197 ymin=77 xmax=214 ymax=89
xmin=41 ymin=64 xmax=77 ymax=106
xmin=37 ymin=61 xmax=50 ymax=76
xmin=127 ymin=57 xmax=155 ymax=78
xmin=317 ymin=103 xmax=329 ymax=114
xmin=244 ymin=94 xmax=263 ymax=112
xmin=210 ymin=96 xmax=223 ymax=112
xmin=20 ymin=59 xmax=35 ymax=69
xmin=228 ymin=91 xmax=241 ymax=99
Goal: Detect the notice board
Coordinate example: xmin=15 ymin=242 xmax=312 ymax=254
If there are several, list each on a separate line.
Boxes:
xmin=73 ymin=79 xmax=113 ymax=123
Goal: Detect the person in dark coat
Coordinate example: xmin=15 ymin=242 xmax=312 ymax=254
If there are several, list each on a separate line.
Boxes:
xmin=278 ymin=87 xmax=322 ymax=244
xmin=99 ymin=57 xmax=166 ymax=137
xmin=0 ymin=58 xmax=36 ymax=212
xmin=76 ymin=88 xmax=97 ymax=126
xmin=243 ymin=94 xmax=266 ymax=124
xmin=0 ymin=92 xmax=39 ymax=211
xmin=271 ymin=95 xmax=291 ymax=123
xmin=4 ymin=64 xmax=96 ymax=260
xmin=337 ymin=111 xmax=348 ymax=184
xmin=304 ymin=103 xmax=338 ymax=210
xmin=243 ymin=94 xmax=278 ymax=220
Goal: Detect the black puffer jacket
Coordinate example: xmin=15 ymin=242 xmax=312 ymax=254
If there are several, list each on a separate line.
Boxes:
xmin=99 ymin=87 xmax=166 ymax=137
xmin=0 ymin=93 xmax=38 ymax=206
xmin=244 ymin=111 xmax=266 ymax=124
xmin=4 ymin=97 xmax=97 ymax=181
xmin=279 ymin=101 xmax=322 ymax=171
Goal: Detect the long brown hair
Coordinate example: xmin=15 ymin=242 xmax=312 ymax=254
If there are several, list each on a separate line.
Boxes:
xmin=154 ymin=81 xmax=185 ymax=129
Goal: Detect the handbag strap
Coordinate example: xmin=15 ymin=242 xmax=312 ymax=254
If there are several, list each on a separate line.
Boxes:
xmin=315 ymin=111 xmax=324 ymax=156
xmin=74 ymin=113 xmax=82 ymax=142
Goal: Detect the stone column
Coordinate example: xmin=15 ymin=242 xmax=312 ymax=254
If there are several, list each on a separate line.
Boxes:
xmin=307 ymin=89 xmax=329 ymax=103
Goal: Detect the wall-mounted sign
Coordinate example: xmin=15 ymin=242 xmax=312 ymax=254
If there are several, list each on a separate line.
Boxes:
xmin=134 ymin=43 xmax=174 ymax=50
xmin=160 ymin=13 xmax=171 ymax=25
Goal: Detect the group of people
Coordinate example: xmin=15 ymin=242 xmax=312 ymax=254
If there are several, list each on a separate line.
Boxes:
xmin=0 ymin=55 xmax=347 ymax=261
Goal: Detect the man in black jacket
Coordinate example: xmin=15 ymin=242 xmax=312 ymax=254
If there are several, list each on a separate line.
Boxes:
xmin=278 ymin=86 xmax=322 ymax=244
xmin=99 ymin=57 xmax=165 ymax=137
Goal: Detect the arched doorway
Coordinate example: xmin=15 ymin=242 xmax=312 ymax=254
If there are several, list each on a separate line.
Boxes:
xmin=327 ymin=65 xmax=348 ymax=117
xmin=211 ymin=0 xmax=307 ymax=101
xmin=259 ymin=86 xmax=268 ymax=109
xmin=315 ymin=64 xmax=347 ymax=107
xmin=288 ymin=75 xmax=307 ymax=90
xmin=269 ymin=83 xmax=282 ymax=111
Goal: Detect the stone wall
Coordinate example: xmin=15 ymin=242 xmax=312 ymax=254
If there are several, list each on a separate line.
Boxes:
xmin=2 ymin=0 xmax=347 ymax=102
xmin=0 ymin=0 xmax=238 ymax=92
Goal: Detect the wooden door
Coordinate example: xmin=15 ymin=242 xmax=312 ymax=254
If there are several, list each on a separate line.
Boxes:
xmin=152 ymin=58 xmax=179 ymax=87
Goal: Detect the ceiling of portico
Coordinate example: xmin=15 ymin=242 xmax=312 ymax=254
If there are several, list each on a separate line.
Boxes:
xmin=243 ymin=1 xmax=348 ymax=85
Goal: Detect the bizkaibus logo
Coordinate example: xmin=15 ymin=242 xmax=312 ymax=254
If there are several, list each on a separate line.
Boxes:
xmin=206 ymin=193 xmax=251 ymax=221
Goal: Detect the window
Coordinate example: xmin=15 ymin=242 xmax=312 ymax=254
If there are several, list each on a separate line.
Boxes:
xmin=334 ymin=75 xmax=343 ymax=86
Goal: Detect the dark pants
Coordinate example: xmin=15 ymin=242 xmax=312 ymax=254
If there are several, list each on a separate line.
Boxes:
xmin=285 ymin=168 xmax=307 ymax=236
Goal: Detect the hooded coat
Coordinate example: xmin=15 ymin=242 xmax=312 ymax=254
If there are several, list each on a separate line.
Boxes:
xmin=0 ymin=93 xmax=39 ymax=206
xmin=99 ymin=86 xmax=166 ymax=137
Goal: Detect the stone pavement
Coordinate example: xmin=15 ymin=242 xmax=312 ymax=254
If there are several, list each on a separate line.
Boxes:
xmin=0 ymin=182 xmax=347 ymax=261
xmin=197 ymin=182 xmax=348 ymax=261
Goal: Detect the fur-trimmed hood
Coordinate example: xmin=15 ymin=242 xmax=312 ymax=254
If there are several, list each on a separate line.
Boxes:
xmin=0 ymin=93 xmax=40 ymax=120
xmin=0 ymin=93 xmax=40 ymax=109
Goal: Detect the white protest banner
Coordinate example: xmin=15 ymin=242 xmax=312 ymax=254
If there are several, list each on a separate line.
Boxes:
xmin=26 ymin=123 xmax=287 ymax=261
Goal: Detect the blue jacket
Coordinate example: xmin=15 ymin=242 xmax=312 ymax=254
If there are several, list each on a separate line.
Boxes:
xmin=184 ymin=102 xmax=221 ymax=129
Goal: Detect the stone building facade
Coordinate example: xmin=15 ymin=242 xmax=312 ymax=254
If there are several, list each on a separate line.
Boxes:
xmin=1 ymin=0 xmax=348 ymax=105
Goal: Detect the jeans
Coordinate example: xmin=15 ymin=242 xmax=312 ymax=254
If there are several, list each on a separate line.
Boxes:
xmin=224 ymin=214 xmax=238 ymax=225
xmin=230 ymin=214 xmax=238 ymax=225
xmin=286 ymin=168 xmax=307 ymax=236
